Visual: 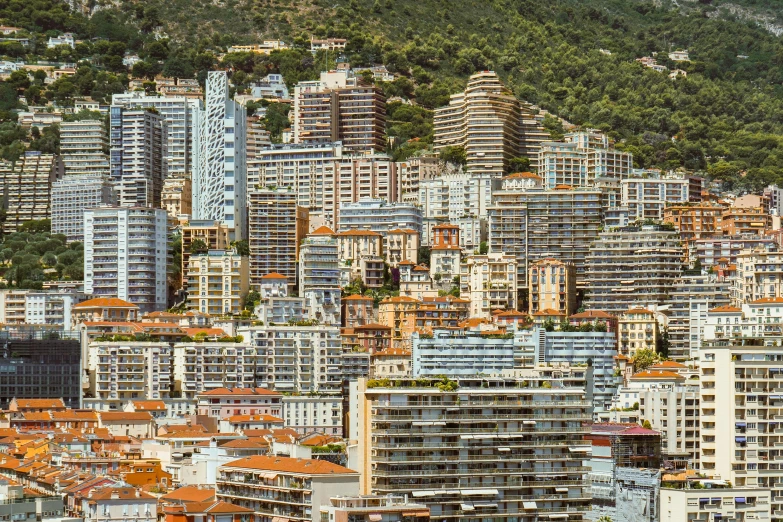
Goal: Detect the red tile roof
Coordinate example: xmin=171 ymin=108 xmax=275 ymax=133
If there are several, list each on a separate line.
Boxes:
xmin=74 ymin=298 xmax=138 ymax=309
xmin=160 ymin=486 xmax=216 ymax=503
xmin=100 ymin=412 xmax=153 ymax=422
xmin=309 ymin=226 xmax=335 ymax=236
xmin=222 ymin=455 xmax=358 ymax=475
xmin=260 ymin=272 xmax=287 ymax=279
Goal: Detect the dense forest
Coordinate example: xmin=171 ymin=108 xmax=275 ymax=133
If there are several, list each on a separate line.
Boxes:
xmin=3 ymin=0 xmax=783 ymax=189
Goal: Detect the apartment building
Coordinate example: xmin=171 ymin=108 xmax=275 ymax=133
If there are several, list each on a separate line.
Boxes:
xmin=528 ymin=258 xmax=577 ymax=316
xmin=341 ymin=295 xmax=374 ymax=327
xmin=385 ymin=228 xmax=419 ymax=267
xmin=585 ymin=225 xmax=683 ymax=312
xmin=281 ymin=395 xmax=343 ymax=436
xmin=216 ymin=455 xmax=359 ymax=521
xmin=172 ymin=342 xmax=253 ymax=396
xmin=181 ymin=220 xmax=231 ymax=290
xmin=537 ymin=130 xmax=632 ymax=188
xmin=111 ymin=92 xmax=201 ymax=179
xmin=411 ymin=330 xmax=518 ymax=376
xmin=378 ymin=296 xmax=420 ymax=348
xmin=429 ymin=224 xmax=461 ymax=283
xmin=336 ymin=229 xmax=384 ymax=287
xmin=160 ymin=177 xmax=192 ymax=218
xmin=338 ymin=198 xmax=422 ymax=236
xmin=699 ymin=338 xmax=783 ymax=510
xmin=186 ymin=250 xmax=249 ymax=316
xmin=614 ymin=364 xmax=700 ymax=466
xmin=663 ymin=202 xmax=724 ymax=255
xmin=293 ymin=70 xmax=386 ymax=153
xmin=354 ymin=376 xmax=592 ymax=522
xmin=83 ymin=341 xmax=173 ymax=411
xmin=59 ymin=119 xmax=110 ymax=175
xmin=733 ymin=248 xmax=783 ymax=305
xmin=320 ymin=496 xmax=429 ymax=522
xmin=665 ymin=274 xmax=730 ymax=361
xmin=688 ymin=236 xmax=777 ymax=269
xmin=0 ymin=288 xmax=83 ymax=326
xmin=721 ymin=206 xmax=771 ymax=236
xmin=0 ymin=152 xmax=63 ymax=234
xmin=248 ymin=187 xmax=309 ymax=292
xmin=620 ymin=173 xmax=688 ymax=221
xmin=192 ymin=71 xmax=248 ymax=239
xmin=618 ymin=308 xmax=658 ymax=357
xmin=80 ymin=487 xmax=157 ymax=522
xmin=488 ymin=186 xmax=603 ymax=286
xmin=51 ymin=173 xmax=116 ymax=241
xmin=459 ymin=253 xmax=518 ymax=319
xmin=434 ymin=71 xmax=526 ymax=175
xmin=299 ymin=228 xmax=341 ymax=326
xmin=240 ymin=325 xmax=343 ymax=393
xmin=196 ymin=387 xmax=282 ymax=417
xmin=84 ymin=207 xmax=169 ymax=313
xmin=660 ymin=486 xmax=771 ymax=522
xmin=109 ymin=107 xmax=167 ymax=208
xmin=541 ymin=330 xmax=619 ymax=416
xmin=397 ymin=153 xmax=441 ymax=203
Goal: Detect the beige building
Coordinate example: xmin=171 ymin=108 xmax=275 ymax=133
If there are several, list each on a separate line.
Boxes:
xmin=434 ymin=71 xmax=537 ymax=175
xmin=80 ymin=487 xmax=157 ymax=522
xmin=660 ymin=486 xmax=771 ymax=522
xmin=385 ymin=228 xmax=419 ymax=267
xmin=216 ymin=455 xmax=359 ymax=520
xmin=733 ymin=248 xmax=783 ymax=305
xmin=460 ymin=253 xmax=518 ymax=319
xmin=429 ymin=224 xmax=462 ymax=284
xmin=337 ymin=229 xmax=385 ymax=288
xmin=353 ymin=377 xmax=592 ymax=521
xmin=186 ymin=250 xmax=249 ymax=316
xmin=618 ymin=308 xmax=659 ymax=356
xmin=398 ymin=153 xmax=441 ymax=203
xmin=528 ymin=258 xmax=576 ymax=316
xmin=0 ymin=153 xmax=63 ymax=234
xmin=537 ymin=130 xmax=632 ymax=188
xmin=160 ymin=176 xmax=192 ymax=218
xmin=371 ymin=347 xmax=411 ymax=378
xmin=378 ymin=295 xmax=420 ymax=348
xmin=181 ymin=220 xmax=231 ymax=290
xmin=399 ymin=263 xmax=437 ymax=301
xmin=59 ymin=120 xmax=109 ymax=176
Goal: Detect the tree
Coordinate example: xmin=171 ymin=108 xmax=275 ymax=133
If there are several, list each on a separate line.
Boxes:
xmin=642 ymin=420 xmax=652 ymax=430
xmin=479 ymin=241 xmax=488 ymax=255
xmin=417 ymin=246 xmax=431 ymax=266
xmin=242 ymin=290 xmax=260 ymax=311
xmin=440 ymin=145 xmax=467 ymax=166
xmin=232 ymin=239 xmax=249 ymax=256
xmin=543 ymin=319 xmax=555 ymax=332
xmin=509 ymin=156 xmax=531 ymax=173
xmin=633 ymin=348 xmax=661 ymax=372
xmin=189 ymin=239 xmax=208 ymax=254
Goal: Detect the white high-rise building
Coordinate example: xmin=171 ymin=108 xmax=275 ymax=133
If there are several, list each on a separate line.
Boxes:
xmin=59 ymin=120 xmax=110 ymax=175
xmin=111 ymin=92 xmax=202 ymax=179
xmin=298 ymin=229 xmax=341 ymax=326
xmin=192 ymin=71 xmax=247 ymax=239
xmin=51 ymin=173 xmax=116 ymax=242
xmin=84 ymin=207 xmax=168 ymax=313
xmin=109 ymin=107 xmax=168 ymax=208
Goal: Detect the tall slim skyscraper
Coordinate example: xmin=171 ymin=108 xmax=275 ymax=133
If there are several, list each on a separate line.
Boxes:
xmin=192 ymin=71 xmax=247 ymax=239
xmin=109 ymin=108 xmax=167 ymax=208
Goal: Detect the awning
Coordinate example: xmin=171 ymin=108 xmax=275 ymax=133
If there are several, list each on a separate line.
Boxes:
xmin=411 ymin=491 xmax=436 ymax=498
xmin=412 ymin=421 xmax=433 ymax=426
xmin=433 ymin=421 xmax=446 ymax=426
xmin=736 ymin=437 xmax=747 ymax=443
xmin=711 ymin=498 xmax=721 ymax=503
xmin=523 ymin=502 xmax=538 ymax=509
xmin=369 ymin=514 xmax=382 ymax=522
xmin=271 ymin=518 xmax=288 ymax=522
xmin=735 ymin=497 xmax=746 ymax=503
xmin=699 ymin=499 xmax=709 ymax=503
xmin=556 ymin=487 xmax=569 ymax=493
xmin=460 ymin=435 xmax=474 ymax=440
xmin=735 ymin=422 xmax=747 ymax=427
xmin=460 ymin=489 xmax=498 ymax=496
xmin=264 ymin=473 xmax=278 ymax=479
xmin=523 ymin=420 xmax=537 ymax=425
xmin=401 ymin=512 xmax=430 ymax=517
xmin=569 ymin=446 xmax=591 ymax=452
xmin=473 ymin=503 xmax=498 ymax=509
xmin=444 ymin=490 xmax=461 ymax=495
xmin=549 ymin=515 xmax=569 ymax=519
xmin=460 ymin=503 xmax=475 ymax=511
xmin=498 ymin=447 xmax=511 ymax=452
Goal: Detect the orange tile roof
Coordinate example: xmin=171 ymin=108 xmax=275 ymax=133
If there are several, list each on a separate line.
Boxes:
xmin=432 ymin=223 xmax=459 ymax=229
xmin=625 ymin=308 xmax=654 ymax=315
xmin=260 ymin=272 xmax=287 ymax=279
xmin=222 ymin=455 xmax=357 ymax=475
xmin=164 ymin=501 xmax=254 ymax=515
xmin=161 ymin=486 xmax=216 ymax=503
xmin=650 ymin=360 xmax=687 ymax=369
xmin=157 ymin=430 xmax=225 ymax=439
xmin=336 ymin=229 xmax=382 ymax=236
xmin=532 ymin=308 xmax=566 ymax=316
xmin=19 ymin=412 xmax=52 ymax=421
xmin=504 ymin=171 xmax=541 ymax=179
xmin=630 ymin=370 xmax=685 ymax=380
xmin=569 ymin=310 xmax=615 ymax=319
xmin=381 ymin=296 xmax=420 ymax=303
xmin=12 ymin=398 xmax=66 ymax=409
xmin=309 ymin=226 xmax=335 ymax=236
xmin=387 ymin=229 xmax=418 ymax=235
xmin=553 ymin=184 xmax=573 ymax=190
xmin=343 ymin=294 xmax=373 ymax=301
xmin=751 ymin=297 xmax=783 ymax=304
xmin=219 ymin=438 xmax=271 ymax=449
xmin=100 ymin=412 xmax=153 ymax=422
xmin=299 ymin=434 xmax=342 ymax=447
xmin=132 ymin=400 xmax=166 ymax=411
xmin=51 ymin=410 xmax=98 ymax=421
xmin=709 ymin=305 xmax=742 ymax=313
xmin=398 ymin=260 xmax=416 ymax=266
xmin=74 ymin=298 xmax=138 ymax=309
xmin=495 ymin=310 xmax=526 ymax=317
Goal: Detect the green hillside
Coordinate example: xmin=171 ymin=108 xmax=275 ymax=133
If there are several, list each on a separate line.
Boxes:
xmin=3 ymin=0 xmax=783 ymax=189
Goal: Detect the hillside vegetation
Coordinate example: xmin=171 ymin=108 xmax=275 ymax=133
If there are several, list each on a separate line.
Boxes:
xmin=3 ymin=0 xmax=783 ymax=189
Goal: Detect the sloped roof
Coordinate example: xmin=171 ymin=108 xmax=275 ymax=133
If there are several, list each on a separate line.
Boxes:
xmin=260 ymin=272 xmax=287 ymax=279
xmin=12 ymin=399 xmax=65 ymax=409
xmin=309 ymin=226 xmax=335 ymax=236
xmin=221 ymin=455 xmax=357 ymax=475
xmin=569 ymin=310 xmax=614 ymax=319
xmin=708 ymin=305 xmax=742 ymax=313
xmin=160 ymin=486 xmax=216 ymax=503
xmin=630 ymin=370 xmax=685 ymax=380
xmin=99 ymin=412 xmax=153 ymax=422
xmin=74 ymin=298 xmax=138 ymax=309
